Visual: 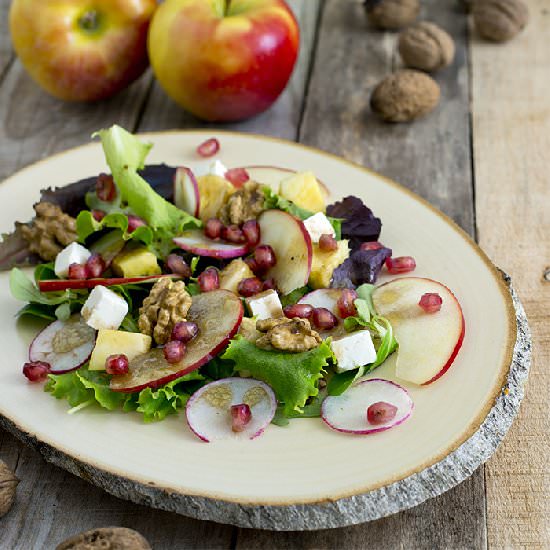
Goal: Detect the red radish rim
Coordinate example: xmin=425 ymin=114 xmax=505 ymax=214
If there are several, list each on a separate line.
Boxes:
xmin=173 ymin=234 xmax=249 ymax=259
xmin=39 ymin=274 xmax=180 ymax=292
xmin=185 ymin=377 xmax=277 ymax=442
xmin=321 ymin=378 xmax=414 ymax=435
xmin=174 ymin=166 xmax=200 ymax=217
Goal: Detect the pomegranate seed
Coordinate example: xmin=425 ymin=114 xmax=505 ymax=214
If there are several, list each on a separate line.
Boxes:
xmin=254 ymin=245 xmax=276 ymax=271
xmin=225 ymin=168 xmax=249 ymax=187
xmin=337 ymin=289 xmax=358 ymax=319
xmin=284 ymin=303 xmax=314 ymax=320
xmin=198 ymin=267 xmax=219 ymax=292
xmin=105 ymin=354 xmax=129 ymax=375
xmin=85 ymin=254 xmax=106 ymax=278
xmin=127 ymin=215 xmax=146 ymax=233
xmin=367 ymin=401 xmax=398 ymax=425
xmin=68 ymin=263 xmax=88 ymax=280
xmin=419 ymin=292 xmax=443 ymax=313
xmin=92 ymin=209 xmax=106 ymax=222
xmin=237 ymin=277 xmax=263 ymax=297
xmin=360 ymin=241 xmax=384 ymax=251
xmin=164 ymin=340 xmax=186 ymax=364
xmin=244 ymin=256 xmax=260 ymax=274
xmin=385 ymin=256 xmax=416 ymax=274
xmin=196 ymin=138 xmax=220 ymax=158
xmin=171 ymin=321 xmax=199 ymax=343
xmin=319 ymin=234 xmax=338 ymax=252
xmin=166 ymin=254 xmax=191 ymax=277
xmin=22 ymin=361 xmax=51 ymax=382
xmin=205 ymin=218 xmax=224 ymax=240
xmin=242 ymin=219 xmax=260 ymax=246
xmin=312 ymin=307 xmax=338 ymax=330
xmin=96 ymin=173 xmax=117 ymax=202
xmin=262 ymin=278 xmax=277 ymax=291
xmin=231 ymin=403 xmax=252 ymax=432
xmin=222 ymin=224 xmax=246 ymax=244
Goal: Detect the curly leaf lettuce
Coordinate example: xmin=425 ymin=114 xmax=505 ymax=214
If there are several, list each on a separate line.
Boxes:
xmin=222 ymin=336 xmax=333 ymax=416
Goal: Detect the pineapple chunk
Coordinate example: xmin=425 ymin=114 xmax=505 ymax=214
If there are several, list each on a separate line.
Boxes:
xmin=279 ymin=171 xmax=326 ymax=213
xmin=89 ymin=330 xmax=152 ymax=371
xmin=309 ymin=240 xmax=350 ymax=289
xmin=112 ymin=246 xmax=161 ymax=278
xmin=219 ymin=259 xmax=254 ymax=294
xmin=197 ymin=174 xmax=235 ymax=221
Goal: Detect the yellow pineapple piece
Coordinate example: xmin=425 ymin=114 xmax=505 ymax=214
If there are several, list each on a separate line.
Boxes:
xmin=89 ymin=330 xmax=152 ymax=371
xmin=197 ymin=175 xmax=235 ymax=222
xmin=309 ymin=240 xmax=350 ymax=289
xmin=278 ymin=171 xmax=326 ymax=213
xmin=112 ymin=246 xmax=161 ymax=278
xmin=219 ymin=259 xmax=254 ymax=294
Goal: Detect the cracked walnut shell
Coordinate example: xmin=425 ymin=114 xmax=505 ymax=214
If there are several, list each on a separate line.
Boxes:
xmin=364 ymin=0 xmax=420 ymax=30
xmin=256 ymin=317 xmax=322 ymax=352
xmin=370 ymin=70 xmax=440 ymax=122
xmin=473 ymin=0 xmax=528 ymax=43
xmin=399 ymin=22 xmax=455 ymax=72
xmin=0 ymin=459 xmax=19 ymax=518
xmin=56 ymin=527 xmax=151 ymax=550
xmin=138 ymin=278 xmax=192 ymax=344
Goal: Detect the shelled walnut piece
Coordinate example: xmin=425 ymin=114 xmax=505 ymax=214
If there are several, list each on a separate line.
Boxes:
xmin=256 ymin=317 xmax=322 ymax=352
xmin=399 ymin=22 xmax=455 ymax=72
xmin=21 ymin=202 xmax=77 ymax=261
xmin=218 ymin=181 xmax=265 ymax=226
xmin=0 ymin=459 xmax=19 ymax=518
xmin=371 ymin=70 xmax=440 ymax=122
xmin=473 ymin=0 xmax=529 ymax=42
xmin=364 ymin=0 xmax=420 ymax=30
xmin=138 ymin=278 xmax=192 ymax=344
xmin=56 ymin=527 xmax=151 ymax=550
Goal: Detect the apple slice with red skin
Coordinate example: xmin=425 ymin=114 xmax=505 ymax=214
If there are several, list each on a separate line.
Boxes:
xmin=173 ymin=230 xmax=249 ymax=259
xmin=298 ymin=289 xmax=343 ymax=317
xmin=257 ymin=209 xmax=312 ymax=295
xmin=372 ymin=277 xmax=465 ymax=385
xmin=174 ymin=167 xmax=200 ymax=217
xmin=39 ymin=274 xmax=179 ymax=292
xmin=110 ymin=290 xmax=243 ymax=393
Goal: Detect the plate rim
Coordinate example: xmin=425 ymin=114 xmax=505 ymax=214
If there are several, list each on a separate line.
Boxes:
xmin=0 ymin=131 xmax=520 ymax=520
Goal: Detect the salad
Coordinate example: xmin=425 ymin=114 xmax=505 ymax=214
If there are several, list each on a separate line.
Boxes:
xmin=5 ymin=126 xmax=464 ymax=442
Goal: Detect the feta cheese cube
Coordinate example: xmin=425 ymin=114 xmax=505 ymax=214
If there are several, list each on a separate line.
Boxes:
xmin=193 ymin=159 xmax=228 ymax=179
xmin=54 ymin=242 xmax=91 ymax=278
xmin=81 ymin=286 xmax=128 ymax=331
xmin=246 ymin=290 xmax=283 ymax=321
xmin=303 ymin=212 xmax=335 ymax=244
xmin=331 ymin=331 xmax=377 ymax=373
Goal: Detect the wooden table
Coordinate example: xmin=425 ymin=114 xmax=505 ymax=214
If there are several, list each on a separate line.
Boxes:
xmin=0 ymin=1 xmax=548 ymax=548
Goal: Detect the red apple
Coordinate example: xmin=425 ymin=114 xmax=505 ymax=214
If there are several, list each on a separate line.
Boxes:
xmin=148 ymin=0 xmax=300 ymax=121
xmin=9 ymin=0 xmax=157 ymax=101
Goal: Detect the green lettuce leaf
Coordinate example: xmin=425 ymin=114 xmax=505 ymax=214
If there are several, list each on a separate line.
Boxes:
xmin=222 ymin=336 xmax=333 ymax=416
xmin=76 ymin=211 xmax=153 ymax=245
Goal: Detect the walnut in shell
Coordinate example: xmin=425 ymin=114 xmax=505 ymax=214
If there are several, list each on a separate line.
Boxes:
xmin=56 ymin=527 xmax=151 ymax=550
xmin=0 ymin=459 xmax=19 ymax=518
xmin=370 ymin=70 xmax=440 ymax=122
xmin=473 ymin=0 xmax=529 ymax=42
xmin=364 ymin=0 xmax=420 ymax=30
xmin=398 ymin=22 xmax=455 ymax=72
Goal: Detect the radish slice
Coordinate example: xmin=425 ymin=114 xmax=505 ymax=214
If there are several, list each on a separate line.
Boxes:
xmin=298 ymin=288 xmax=343 ymax=317
xmin=173 ymin=230 xmax=248 ymax=259
xmin=322 ymin=379 xmax=413 ymax=435
xmin=174 ymin=167 xmax=200 ymax=217
xmin=186 ymin=378 xmax=276 ymax=442
xmin=39 ymin=274 xmax=179 ymax=292
xmin=29 ymin=316 xmax=96 ymax=374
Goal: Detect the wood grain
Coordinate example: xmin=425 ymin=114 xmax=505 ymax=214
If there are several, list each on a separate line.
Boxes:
xmin=0 ymin=0 xmax=13 ymax=81
xmin=471 ymin=2 xmax=550 ymax=548
xmin=236 ymin=0 xmax=484 ymax=548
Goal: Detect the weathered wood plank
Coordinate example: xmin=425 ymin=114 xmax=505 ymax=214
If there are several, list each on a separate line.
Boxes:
xmin=236 ymin=0 xmax=485 ymax=547
xmin=138 ymin=0 xmax=321 ymax=140
xmin=471 ymin=2 xmax=550 ymax=548
xmin=0 ymin=0 xmax=14 ymax=80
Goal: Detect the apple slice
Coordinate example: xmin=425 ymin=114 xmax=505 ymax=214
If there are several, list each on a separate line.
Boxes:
xmin=110 ymin=290 xmax=243 ymax=393
xmin=298 ymin=288 xmax=343 ymax=316
xmin=174 ymin=167 xmax=200 ymax=217
xmin=372 ymin=277 xmax=465 ymax=385
xmin=257 ymin=209 xmax=312 ymax=295
xmin=39 ymin=274 xmax=179 ymax=292
xmin=173 ymin=230 xmax=248 ymax=259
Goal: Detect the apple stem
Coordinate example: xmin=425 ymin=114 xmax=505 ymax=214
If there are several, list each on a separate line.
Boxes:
xmin=225 ymin=0 xmax=232 ymax=15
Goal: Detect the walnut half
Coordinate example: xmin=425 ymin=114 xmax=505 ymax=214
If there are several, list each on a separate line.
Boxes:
xmin=256 ymin=317 xmax=322 ymax=352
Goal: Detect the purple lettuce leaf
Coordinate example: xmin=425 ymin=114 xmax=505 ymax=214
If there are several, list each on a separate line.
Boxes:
xmin=330 ymin=246 xmax=392 ymax=288
xmin=326 ymin=196 xmax=382 ymax=250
